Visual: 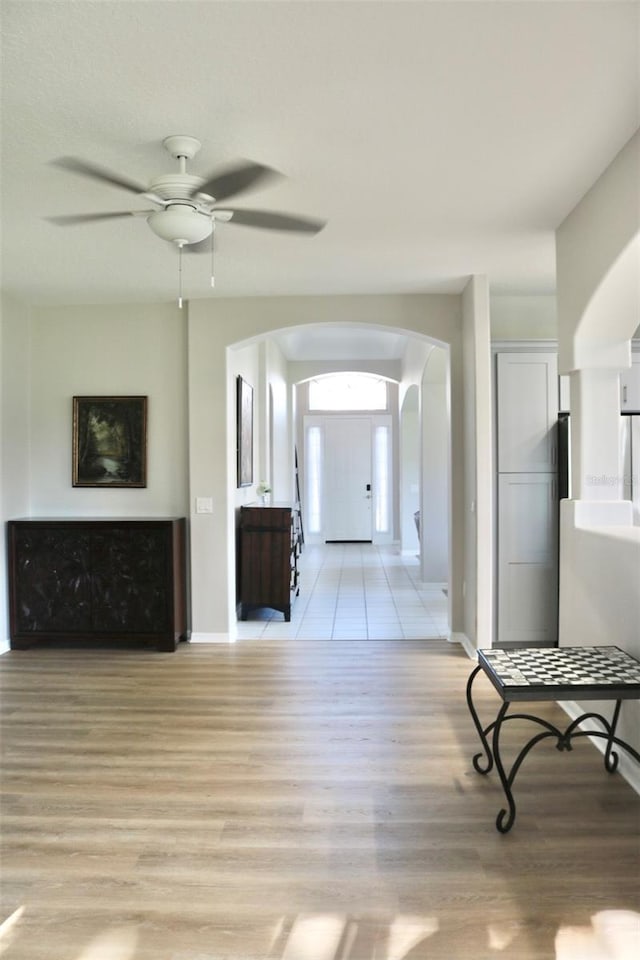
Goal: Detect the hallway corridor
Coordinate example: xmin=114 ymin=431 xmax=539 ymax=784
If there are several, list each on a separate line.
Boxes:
xmin=236 ymin=543 xmax=449 ymax=641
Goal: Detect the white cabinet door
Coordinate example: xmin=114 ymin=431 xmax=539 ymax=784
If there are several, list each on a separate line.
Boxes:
xmin=621 ymin=356 xmax=640 ymax=411
xmin=498 ymin=473 xmax=557 ymax=646
xmin=497 ymin=353 xmax=558 ymax=472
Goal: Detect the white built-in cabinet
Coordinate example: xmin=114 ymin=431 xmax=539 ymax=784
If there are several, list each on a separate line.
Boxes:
xmin=559 ymin=353 xmax=640 ymax=413
xmin=621 ymin=356 xmax=640 ymax=410
xmin=495 ymin=346 xmax=639 ymax=646
xmin=496 ymin=351 xmax=558 ymax=647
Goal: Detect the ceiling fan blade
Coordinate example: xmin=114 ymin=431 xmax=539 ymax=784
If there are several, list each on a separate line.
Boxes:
xmin=51 ymin=157 xmax=149 ymax=195
xmin=46 ymin=211 xmax=152 ymax=225
xmin=225 ymin=208 xmax=326 ymax=234
xmin=194 ymin=161 xmax=282 ymax=202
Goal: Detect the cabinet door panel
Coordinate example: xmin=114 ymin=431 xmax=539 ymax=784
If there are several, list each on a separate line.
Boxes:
xmin=497 ymin=353 xmax=558 ymax=472
xmin=12 ymin=527 xmax=92 ymax=633
xmin=91 ymin=528 xmax=169 ymax=632
xmin=498 ymin=474 xmax=557 ymax=646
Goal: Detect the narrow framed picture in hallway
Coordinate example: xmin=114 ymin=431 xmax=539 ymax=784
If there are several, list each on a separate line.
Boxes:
xmin=236 ymin=376 xmax=253 ymax=487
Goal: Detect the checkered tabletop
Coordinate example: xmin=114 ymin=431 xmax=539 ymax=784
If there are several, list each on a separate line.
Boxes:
xmin=478 ymin=646 xmax=640 ymax=703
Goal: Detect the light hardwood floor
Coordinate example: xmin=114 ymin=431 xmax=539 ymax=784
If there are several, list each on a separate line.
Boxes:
xmin=1 ymin=639 xmax=639 ymax=959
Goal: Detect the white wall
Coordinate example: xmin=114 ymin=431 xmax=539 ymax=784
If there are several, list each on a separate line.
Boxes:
xmin=290 ymin=359 xmax=402 ymax=383
xmin=490 ymin=295 xmax=557 ymax=341
xmin=1 ymin=294 xmax=32 ymax=651
xmin=559 ymin=515 xmax=640 ymax=789
xmin=400 ymin=386 xmax=420 ymax=555
xmin=265 ymin=339 xmax=292 ymax=501
xmin=0 ymin=298 xmax=189 ymax=649
xmin=187 ymin=307 xmax=232 ymax=641
xmin=28 ymin=302 xmax=189 ymax=517
xmin=557 ymin=129 xmax=640 ymax=373
xmin=420 ymin=350 xmax=448 ymax=581
xmin=461 ymin=276 xmax=492 ymax=650
xmin=556 ymin=129 xmax=640 ymax=777
xmin=229 ymin=341 xmax=262 ymax=511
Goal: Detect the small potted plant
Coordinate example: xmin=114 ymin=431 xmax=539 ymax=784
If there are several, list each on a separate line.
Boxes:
xmin=256 ymin=481 xmax=272 ymax=505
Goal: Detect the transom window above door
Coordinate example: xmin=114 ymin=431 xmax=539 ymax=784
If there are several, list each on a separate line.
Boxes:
xmin=308 ymin=373 xmax=388 ymax=411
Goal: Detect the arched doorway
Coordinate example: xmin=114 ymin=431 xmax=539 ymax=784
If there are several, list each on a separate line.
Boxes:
xmin=226 ymin=324 xmax=453 ymax=640
xmin=185 ymin=296 xmax=470 ymax=642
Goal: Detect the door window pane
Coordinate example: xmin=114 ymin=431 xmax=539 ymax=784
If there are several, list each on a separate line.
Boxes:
xmin=305 ymin=425 xmax=323 ymax=534
xmin=374 ymin=425 xmax=390 ymax=533
xmin=309 ymin=374 xmax=387 ymax=411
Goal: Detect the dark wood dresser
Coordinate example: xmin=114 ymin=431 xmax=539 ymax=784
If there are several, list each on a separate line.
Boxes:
xmin=239 ymin=503 xmax=301 ymax=621
xmin=7 ymin=518 xmax=188 ymax=651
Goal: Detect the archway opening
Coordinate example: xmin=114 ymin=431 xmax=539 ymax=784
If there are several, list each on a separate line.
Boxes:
xmin=228 ymin=322 xmax=453 ymax=641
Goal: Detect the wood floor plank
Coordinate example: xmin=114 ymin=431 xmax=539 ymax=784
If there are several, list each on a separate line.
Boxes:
xmin=1 ymin=640 xmax=639 ymax=959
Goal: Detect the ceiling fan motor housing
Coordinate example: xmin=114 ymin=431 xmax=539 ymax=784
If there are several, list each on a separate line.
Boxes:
xmin=148 ymin=173 xmax=206 ymax=201
xmin=146 ymin=167 xmax=216 ymax=245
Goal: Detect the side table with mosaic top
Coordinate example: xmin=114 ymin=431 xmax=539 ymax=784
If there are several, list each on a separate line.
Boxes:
xmin=466 ymin=646 xmax=640 ymax=833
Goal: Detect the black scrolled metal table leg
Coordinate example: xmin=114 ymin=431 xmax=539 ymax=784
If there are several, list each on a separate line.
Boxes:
xmin=491 ymin=702 xmax=517 ymax=834
xmin=466 ymin=664 xmax=494 ymax=774
xmin=604 ymin=700 xmax=622 ymax=773
xmin=562 ymin=702 xmax=640 ymax=773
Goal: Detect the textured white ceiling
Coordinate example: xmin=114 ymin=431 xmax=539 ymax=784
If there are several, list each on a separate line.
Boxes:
xmin=1 ymin=1 xmax=638 ymax=309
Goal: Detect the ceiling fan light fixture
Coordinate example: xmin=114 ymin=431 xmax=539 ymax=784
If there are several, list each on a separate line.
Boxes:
xmin=48 ymin=136 xmax=326 ymax=302
xmin=147 ymin=204 xmax=212 ymax=245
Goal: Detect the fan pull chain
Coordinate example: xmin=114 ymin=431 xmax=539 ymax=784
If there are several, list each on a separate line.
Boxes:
xmin=210 ymin=223 xmax=215 ymax=288
xmin=178 ymin=242 xmax=184 ymax=308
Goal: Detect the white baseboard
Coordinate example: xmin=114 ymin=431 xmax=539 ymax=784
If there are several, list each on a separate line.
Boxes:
xmin=558 ymin=700 xmax=640 ymax=796
xmin=451 ymin=632 xmax=476 ymax=659
xmin=189 ymin=632 xmax=236 ymax=644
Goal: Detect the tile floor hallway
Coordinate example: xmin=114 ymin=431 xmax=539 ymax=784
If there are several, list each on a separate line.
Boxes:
xmin=236 ymin=542 xmax=450 ymax=641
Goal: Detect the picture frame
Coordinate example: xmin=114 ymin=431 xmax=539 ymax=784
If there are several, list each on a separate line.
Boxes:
xmin=72 ymin=396 xmax=147 ymax=488
xmin=236 ymin=376 xmax=253 ymax=487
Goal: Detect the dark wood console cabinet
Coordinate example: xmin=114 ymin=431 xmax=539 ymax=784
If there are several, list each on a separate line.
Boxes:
xmin=239 ymin=504 xmax=301 ymax=621
xmin=7 ymin=518 xmax=188 ymax=651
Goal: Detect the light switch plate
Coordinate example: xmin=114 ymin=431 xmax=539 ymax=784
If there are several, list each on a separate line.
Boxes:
xmin=196 ymin=497 xmax=213 ymax=514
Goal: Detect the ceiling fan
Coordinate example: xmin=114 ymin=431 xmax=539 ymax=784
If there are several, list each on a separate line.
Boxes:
xmin=47 ymin=135 xmax=326 ymax=296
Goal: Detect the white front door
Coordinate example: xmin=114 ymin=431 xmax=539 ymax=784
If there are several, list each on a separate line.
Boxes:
xmin=323 ymin=417 xmax=372 ymax=541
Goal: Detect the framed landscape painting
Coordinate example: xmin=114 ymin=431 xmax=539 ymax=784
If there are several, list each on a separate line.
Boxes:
xmin=72 ymin=396 xmax=147 ymax=487
xmin=236 ymin=376 xmax=253 ymax=487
